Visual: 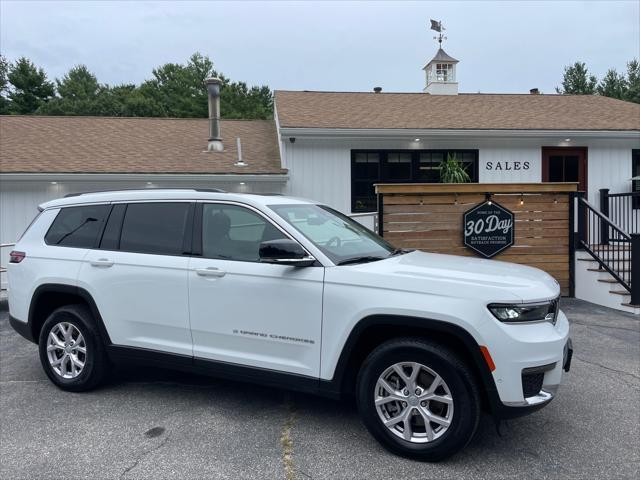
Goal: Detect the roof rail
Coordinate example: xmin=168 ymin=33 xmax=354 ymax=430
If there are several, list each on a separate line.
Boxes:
xmin=64 ymin=188 xmax=226 ymax=198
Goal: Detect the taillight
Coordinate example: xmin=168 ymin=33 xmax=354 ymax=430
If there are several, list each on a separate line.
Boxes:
xmin=9 ymin=251 xmax=26 ymax=263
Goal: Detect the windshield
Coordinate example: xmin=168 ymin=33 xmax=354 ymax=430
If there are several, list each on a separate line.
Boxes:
xmin=270 ymin=204 xmax=396 ymax=264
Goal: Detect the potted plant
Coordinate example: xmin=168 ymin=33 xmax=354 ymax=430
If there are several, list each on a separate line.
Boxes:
xmin=439 ymin=153 xmax=470 ymax=183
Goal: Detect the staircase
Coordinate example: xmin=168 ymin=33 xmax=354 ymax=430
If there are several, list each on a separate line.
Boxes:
xmin=574 ymin=192 xmax=640 ymax=314
xmin=575 ymin=247 xmax=640 ymax=314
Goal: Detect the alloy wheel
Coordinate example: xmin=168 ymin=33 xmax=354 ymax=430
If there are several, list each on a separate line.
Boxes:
xmin=46 ymin=322 xmax=87 ymax=379
xmin=375 ymin=362 xmax=454 ymax=443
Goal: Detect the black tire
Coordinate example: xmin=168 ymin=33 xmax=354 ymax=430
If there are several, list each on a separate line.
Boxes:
xmin=38 ymin=304 xmax=109 ymax=392
xmin=356 ymin=337 xmax=481 ymax=461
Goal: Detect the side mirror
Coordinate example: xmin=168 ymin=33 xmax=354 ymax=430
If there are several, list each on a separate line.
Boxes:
xmin=259 ymin=239 xmax=315 ymax=267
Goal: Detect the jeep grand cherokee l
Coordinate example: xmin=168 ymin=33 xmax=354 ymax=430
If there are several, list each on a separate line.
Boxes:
xmin=8 ymin=189 xmax=572 ymax=461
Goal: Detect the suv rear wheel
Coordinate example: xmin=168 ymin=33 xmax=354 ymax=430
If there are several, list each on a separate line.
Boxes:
xmin=356 ymin=338 xmax=481 ymax=461
xmin=38 ymin=304 xmax=109 ymax=392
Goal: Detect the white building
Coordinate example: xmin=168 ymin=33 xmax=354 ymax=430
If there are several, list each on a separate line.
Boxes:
xmin=1 ymin=45 xmax=640 ymax=301
xmin=273 ymin=45 xmax=640 ymax=228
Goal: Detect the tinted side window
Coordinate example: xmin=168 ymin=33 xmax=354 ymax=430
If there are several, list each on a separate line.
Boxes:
xmin=202 ymin=204 xmax=287 ymax=262
xmin=99 ymin=204 xmax=127 ymax=250
xmin=120 ymin=203 xmax=191 ymax=255
xmin=45 ymin=205 xmax=110 ymax=248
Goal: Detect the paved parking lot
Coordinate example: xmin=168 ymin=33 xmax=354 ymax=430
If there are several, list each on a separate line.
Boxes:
xmin=1 ymin=298 xmax=638 ymax=480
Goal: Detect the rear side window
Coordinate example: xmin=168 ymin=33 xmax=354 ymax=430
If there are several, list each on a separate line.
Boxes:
xmin=119 ymin=203 xmax=191 ymax=255
xmin=45 ymin=205 xmax=110 ymax=248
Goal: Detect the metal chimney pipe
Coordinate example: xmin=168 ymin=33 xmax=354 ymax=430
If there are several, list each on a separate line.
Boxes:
xmin=204 ymin=77 xmax=223 ymax=152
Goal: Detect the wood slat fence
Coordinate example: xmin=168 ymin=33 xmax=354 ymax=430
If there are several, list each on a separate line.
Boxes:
xmin=375 ymin=183 xmax=578 ymax=296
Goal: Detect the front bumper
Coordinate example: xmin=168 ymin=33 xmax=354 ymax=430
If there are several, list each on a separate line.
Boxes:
xmin=479 ymin=308 xmax=571 ymax=415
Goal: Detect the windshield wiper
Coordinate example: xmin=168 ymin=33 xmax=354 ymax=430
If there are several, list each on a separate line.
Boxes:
xmin=390 ymin=248 xmax=413 ymax=256
xmin=337 ymin=256 xmax=386 ymax=266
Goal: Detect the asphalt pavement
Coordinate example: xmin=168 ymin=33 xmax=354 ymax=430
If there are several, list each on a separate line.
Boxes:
xmin=1 ymin=297 xmax=638 ymax=479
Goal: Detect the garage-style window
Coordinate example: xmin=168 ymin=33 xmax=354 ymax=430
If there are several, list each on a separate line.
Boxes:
xmin=351 ymin=150 xmax=479 ymax=213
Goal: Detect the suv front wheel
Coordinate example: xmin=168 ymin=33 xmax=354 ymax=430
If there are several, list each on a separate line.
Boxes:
xmin=38 ymin=304 xmax=109 ymax=392
xmin=356 ymin=338 xmax=481 ymax=461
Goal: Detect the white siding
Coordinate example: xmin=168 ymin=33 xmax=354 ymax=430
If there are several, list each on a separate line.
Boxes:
xmin=282 ymin=136 xmax=640 ymax=215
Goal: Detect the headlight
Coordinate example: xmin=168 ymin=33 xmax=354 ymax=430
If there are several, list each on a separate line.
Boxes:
xmin=488 ymin=298 xmax=559 ymax=324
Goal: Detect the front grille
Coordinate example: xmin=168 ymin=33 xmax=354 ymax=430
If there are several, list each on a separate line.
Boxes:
xmin=521 ymin=372 xmax=545 ymax=398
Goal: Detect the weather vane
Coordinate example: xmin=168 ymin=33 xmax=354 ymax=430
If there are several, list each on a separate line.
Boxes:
xmin=430 ymin=19 xmax=447 ymax=46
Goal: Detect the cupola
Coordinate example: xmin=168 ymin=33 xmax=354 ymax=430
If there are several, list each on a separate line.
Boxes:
xmin=423 ymin=20 xmax=459 ymax=95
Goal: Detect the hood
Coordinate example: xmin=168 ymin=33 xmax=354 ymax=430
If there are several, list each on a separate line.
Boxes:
xmin=330 ymin=251 xmax=560 ymax=304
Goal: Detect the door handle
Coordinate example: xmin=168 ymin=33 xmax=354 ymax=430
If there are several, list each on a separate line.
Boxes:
xmin=90 ymin=258 xmax=114 ymax=267
xmin=195 ymin=267 xmax=226 ymax=278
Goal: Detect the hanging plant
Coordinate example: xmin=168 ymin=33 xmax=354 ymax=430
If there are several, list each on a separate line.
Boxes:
xmin=439 ymin=153 xmax=471 ymax=183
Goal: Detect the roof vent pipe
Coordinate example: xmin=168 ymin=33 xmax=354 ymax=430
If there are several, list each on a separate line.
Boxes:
xmin=529 ymin=88 xmax=540 ymax=95
xmin=373 ymin=86 xmax=382 ymax=93
xmin=234 ymin=137 xmax=247 ymax=167
xmin=204 ymin=77 xmax=223 ymax=152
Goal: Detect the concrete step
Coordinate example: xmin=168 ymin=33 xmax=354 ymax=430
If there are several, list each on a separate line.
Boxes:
xmin=574 ymin=256 xmax=640 ymax=314
xmin=597 ymin=278 xmax=619 ymax=284
xmin=621 ymin=303 xmax=640 ymax=314
xmin=610 ymin=289 xmax=631 ymax=296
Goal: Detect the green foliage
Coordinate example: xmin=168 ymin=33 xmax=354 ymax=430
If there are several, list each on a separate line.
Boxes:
xmin=439 ymin=153 xmax=470 ymax=183
xmin=556 ymin=62 xmax=597 ymax=95
xmin=2 ymin=52 xmax=273 ymax=119
xmin=626 ymin=59 xmax=640 ymax=104
xmin=0 ymin=55 xmax=9 ymax=114
xmin=597 ymin=68 xmax=627 ymax=99
xmin=38 ymin=65 xmax=102 ymax=115
xmin=7 ymin=57 xmax=54 ymax=114
xmin=221 ymin=81 xmax=273 ymax=120
xmin=557 ymin=58 xmax=639 ymax=104
xmin=140 ymin=52 xmax=213 ymax=117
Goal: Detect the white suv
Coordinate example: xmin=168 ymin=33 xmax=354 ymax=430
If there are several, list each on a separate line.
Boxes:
xmin=8 ymin=189 xmax=572 ymax=461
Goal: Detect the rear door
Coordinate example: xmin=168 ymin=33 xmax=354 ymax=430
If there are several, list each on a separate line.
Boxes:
xmin=79 ymin=202 xmax=194 ymax=356
xmin=188 ymin=202 xmax=324 ymax=377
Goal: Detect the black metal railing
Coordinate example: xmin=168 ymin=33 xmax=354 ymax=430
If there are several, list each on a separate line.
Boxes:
xmin=600 ymin=188 xmax=640 ymax=236
xmin=578 ymin=196 xmax=640 ymax=305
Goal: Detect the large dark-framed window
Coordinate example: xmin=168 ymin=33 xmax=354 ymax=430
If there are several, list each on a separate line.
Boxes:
xmin=351 ymin=149 xmax=479 ymax=212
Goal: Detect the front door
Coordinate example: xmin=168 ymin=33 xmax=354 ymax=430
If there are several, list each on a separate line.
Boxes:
xmin=542 ymin=147 xmax=588 ymax=194
xmin=188 ymin=202 xmax=324 ymax=378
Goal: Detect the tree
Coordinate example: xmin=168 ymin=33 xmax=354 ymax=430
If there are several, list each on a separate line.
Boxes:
xmin=7 ymin=57 xmax=54 ymax=114
xmin=597 ymin=68 xmax=628 ymax=100
xmin=556 ymin=61 xmax=597 ymax=95
xmin=140 ymin=52 xmax=214 ymax=117
xmin=3 ymin=53 xmax=273 ymax=118
xmin=96 ymin=84 xmax=164 ymax=117
xmin=0 ymin=55 xmax=10 ymax=114
xmin=626 ymin=59 xmax=640 ymax=104
xmin=220 ymin=81 xmax=273 ymax=119
xmin=38 ymin=65 xmax=102 ymax=115
xmin=140 ymin=52 xmax=273 ymax=119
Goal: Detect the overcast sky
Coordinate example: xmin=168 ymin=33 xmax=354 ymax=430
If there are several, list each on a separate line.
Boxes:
xmin=1 ymin=0 xmax=639 ymax=94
